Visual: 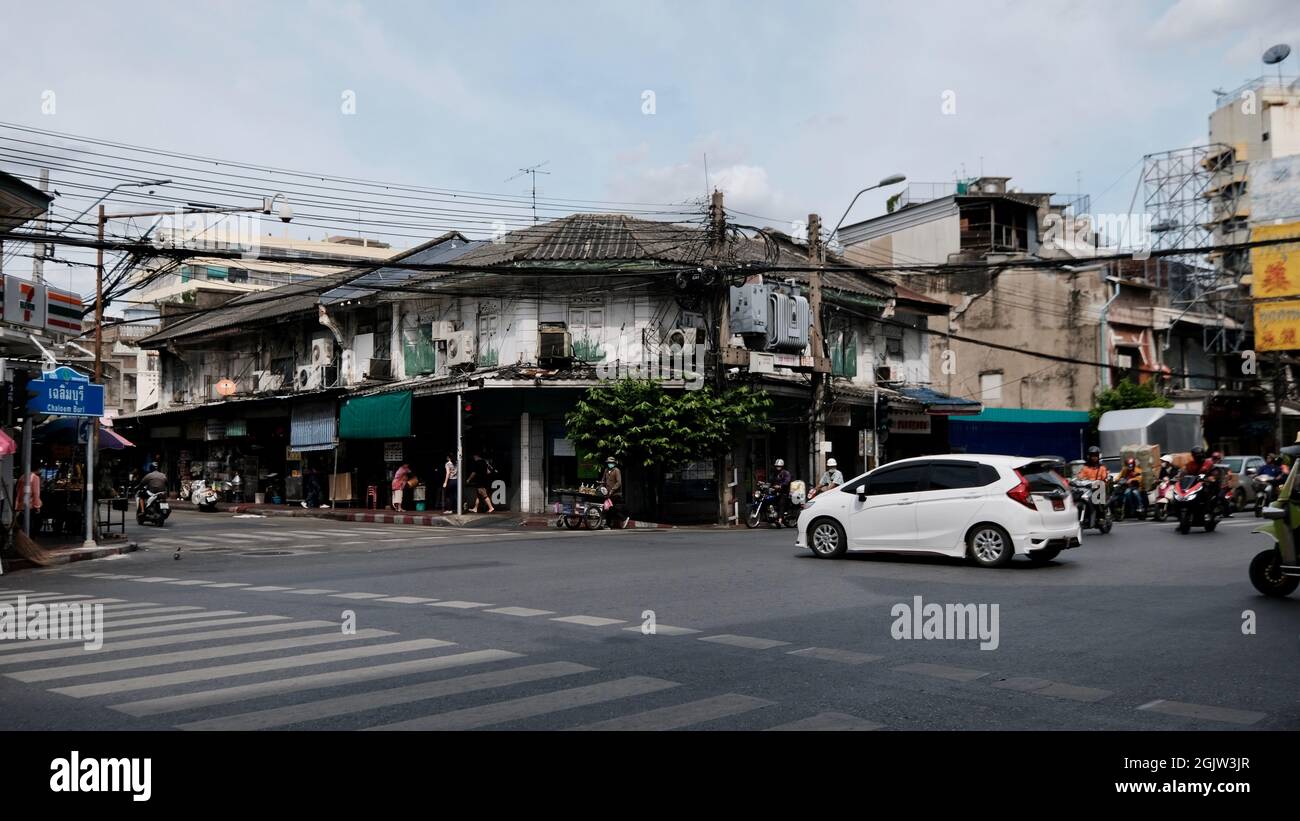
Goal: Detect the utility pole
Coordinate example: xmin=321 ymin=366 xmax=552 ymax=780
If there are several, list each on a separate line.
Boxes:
xmin=709 ymin=190 xmax=730 ymax=524
xmin=808 ymin=213 xmax=826 ymax=485
xmin=32 ymin=169 xmax=49 ymax=284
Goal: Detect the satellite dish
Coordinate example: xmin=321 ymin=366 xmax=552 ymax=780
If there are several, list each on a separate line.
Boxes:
xmin=1263 ymin=44 xmax=1291 ymax=65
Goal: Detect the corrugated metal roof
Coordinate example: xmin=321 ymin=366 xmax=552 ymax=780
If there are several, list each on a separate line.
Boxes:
xmin=322 ymin=234 xmax=483 ymax=303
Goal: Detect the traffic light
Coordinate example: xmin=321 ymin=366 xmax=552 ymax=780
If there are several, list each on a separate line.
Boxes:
xmin=875 ymin=394 xmax=891 ymax=443
xmin=461 ymin=400 xmax=474 ymax=434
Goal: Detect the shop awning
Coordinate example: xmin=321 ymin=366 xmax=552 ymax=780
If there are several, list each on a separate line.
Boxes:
xmin=290 ymin=400 xmax=337 ymax=452
xmin=895 ymin=386 xmax=983 ymax=416
xmin=339 ymin=391 xmax=411 ymax=439
xmin=952 ymin=408 xmax=1089 ymax=424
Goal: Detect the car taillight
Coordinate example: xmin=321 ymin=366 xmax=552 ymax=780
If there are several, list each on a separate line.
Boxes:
xmin=1007 ymin=470 xmax=1036 ymax=510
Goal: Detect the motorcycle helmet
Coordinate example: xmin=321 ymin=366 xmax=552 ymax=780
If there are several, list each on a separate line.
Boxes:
xmin=1086 ymin=446 xmax=1101 ymax=462
xmin=1191 ymin=446 xmax=1206 ymax=463
xmin=774 ymin=458 xmax=785 ymax=467
xmin=826 ymin=458 xmax=837 ymax=467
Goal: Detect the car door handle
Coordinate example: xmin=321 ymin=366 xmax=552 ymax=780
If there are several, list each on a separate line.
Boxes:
xmin=962 ymin=493 xmax=981 ymax=499
xmin=896 ymin=499 xmax=915 ymax=505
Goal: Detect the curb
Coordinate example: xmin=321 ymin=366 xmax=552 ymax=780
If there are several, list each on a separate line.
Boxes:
xmin=1 ymin=541 xmax=138 ymax=574
xmin=227 ymin=505 xmax=518 ymax=529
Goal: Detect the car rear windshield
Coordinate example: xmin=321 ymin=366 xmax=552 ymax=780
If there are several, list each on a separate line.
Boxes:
xmin=1223 ymin=458 xmax=1244 ymax=473
xmin=1020 ymin=463 xmax=1067 ymax=493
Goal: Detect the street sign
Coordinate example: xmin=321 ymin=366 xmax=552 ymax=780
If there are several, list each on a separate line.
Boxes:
xmin=26 ymin=366 xmax=105 ymax=417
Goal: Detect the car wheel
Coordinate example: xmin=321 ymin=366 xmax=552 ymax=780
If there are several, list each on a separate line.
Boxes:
xmin=1028 ymin=547 xmax=1061 ymax=564
xmin=1098 ymin=516 xmax=1112 ymax=534
xmin=967 ymin=523 xmax=1013 ymax=568
xmin=1249 ymin=549 xmax=1300 ymax=597
xmin=808 ymin=518 xmax=846 ymax=559
xmin=1233 ymin=489 xmax=1246 ymax=512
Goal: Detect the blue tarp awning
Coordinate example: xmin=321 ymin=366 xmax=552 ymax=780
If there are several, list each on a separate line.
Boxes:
xmin=896 ymin=386 xmax=983 ymax=416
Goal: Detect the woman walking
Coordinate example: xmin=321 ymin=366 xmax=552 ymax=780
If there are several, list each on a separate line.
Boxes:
xmin=391 ymin=463 xmax=411 ymax=511
xmin=441 ymin=453 xmax=458 ymax=514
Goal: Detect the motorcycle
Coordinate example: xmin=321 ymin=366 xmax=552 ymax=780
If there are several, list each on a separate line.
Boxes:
xmin=135 ymin=487 xmax=171 ymax=527
xmin=1251 ymin=470 xmax=1278 ymax=518
xmin=1170 ymin=473 xmax=1219 ymax=534
xmin=1070 ymin=478 xmax=1111 ymax=534
xmin=1109 ymin=479 xmax=1147 ymax=522
xmin=1251 ymin=460 xmax=1300 ymax=597
xmin=747 ymin=482 xmax=794 ymax=528
xmin=191 ymin=479 xmax=221 ymax=512
xmin=1151 ymin=477 xmax=1173 ymax=522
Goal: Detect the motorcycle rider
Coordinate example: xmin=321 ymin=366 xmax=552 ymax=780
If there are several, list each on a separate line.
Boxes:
xmin=814 ymin=458 xmax=844 ymax=496
xmin=137 ymin=466 xmax=169 ymax=514
xmin=772 ymin=458 xmax=793 ymax=527
xmin=1112 ymin=457 xmax=1146 ymax=516
xmin=1078 ymin=446 xmax=1109 ymax=483
xmin=1158 ymin=456 xmax=1178 ymax=482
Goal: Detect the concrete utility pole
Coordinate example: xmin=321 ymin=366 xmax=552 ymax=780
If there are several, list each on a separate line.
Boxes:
xmin=708 ymin=190 xmax=729 ymax=524
xmin=808 ymin=213 xmax=826 ymax=485
xmin=32 ymin=169 xmax=49 ymax=284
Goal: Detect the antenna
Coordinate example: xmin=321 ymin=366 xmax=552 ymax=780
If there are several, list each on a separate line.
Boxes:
xmin=506 ymin=161 xmax=551 ymax=224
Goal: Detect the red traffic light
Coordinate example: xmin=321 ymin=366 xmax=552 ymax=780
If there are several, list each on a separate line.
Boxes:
xmin=463 ymin=403 xmax=472 ymax=412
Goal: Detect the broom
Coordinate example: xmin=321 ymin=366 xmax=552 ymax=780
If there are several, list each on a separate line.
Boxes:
xmin=11 ymin=519 xmax=52 ymax=566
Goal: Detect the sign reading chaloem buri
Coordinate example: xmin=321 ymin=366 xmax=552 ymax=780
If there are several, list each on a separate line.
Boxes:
xmin=27 ymin=366 xmax=105 ymax=417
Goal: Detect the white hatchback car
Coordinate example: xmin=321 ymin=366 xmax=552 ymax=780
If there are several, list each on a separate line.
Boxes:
xmin=795 ymin=454 xmax=1082 ymax=566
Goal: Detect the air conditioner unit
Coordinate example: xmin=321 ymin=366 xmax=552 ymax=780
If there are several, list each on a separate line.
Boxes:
xmin=445 ymin=331 xmax=476 ymax=367
xmin=311 ymin=338 xmax=334 ymax=367
xmin=431 ymin=320 xmax=457 ymax=340
xmin=538 ymin=323 xmax=572 ymax=360
xmin=295 ymin=364 xmax=322 ymax=391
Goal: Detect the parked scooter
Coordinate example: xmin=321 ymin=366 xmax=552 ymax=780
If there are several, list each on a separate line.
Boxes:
xmin=135 ymin=487 xmax=171 ymax=527
xmin=1251 ymin=460 xmax=1300 ymax=597
xmin=747 ymin=482 xmax=794 ymax=528
xmin=1070 ymin=478 xmax=1112 ymax=534
xmin=1170 ymin=473 xmax=1219 ymax=534
xmin=190 ymin=479 xmax=221 ymax=512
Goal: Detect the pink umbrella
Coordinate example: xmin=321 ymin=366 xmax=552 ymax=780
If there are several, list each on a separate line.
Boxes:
xmin=0 ymin=428 xmax=15 ymax=457
xmin=98 ymin=428 xmax=135 ymax=450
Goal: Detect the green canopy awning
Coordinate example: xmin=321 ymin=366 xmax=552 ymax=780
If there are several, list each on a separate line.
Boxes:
xmin=339 ymin=391 xmax=411 ymax=439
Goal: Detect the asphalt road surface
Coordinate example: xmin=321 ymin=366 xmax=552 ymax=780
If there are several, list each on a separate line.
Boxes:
xmin=1 ymin=508 xmax=1296 ymax=731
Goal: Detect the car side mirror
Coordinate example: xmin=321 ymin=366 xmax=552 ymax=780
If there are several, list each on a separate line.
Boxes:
xmin=857 ymin=490 xmax=868 ymax=502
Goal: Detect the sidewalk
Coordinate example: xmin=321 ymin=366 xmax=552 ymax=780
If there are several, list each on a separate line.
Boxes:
xmin=1 ymin=533 xmax=138 ymax=574
xmin=222 ymin=502 xmax=674 ymax=530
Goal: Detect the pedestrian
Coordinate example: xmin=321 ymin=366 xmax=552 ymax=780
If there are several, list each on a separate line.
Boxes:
xmin=302 ymin=465 xmax=321 ymax=509
xmin=467 ymin=451 xmax=495 ymax=513
xmin=14 ymin=463 xmax=42 ymax=534
xmin=441 ymin=452 xmax=457 ymax=514
xmin=600 ymin=455 xmax=627 ymax=528
xmin=391 ymin=463 xmax=411 ymax=511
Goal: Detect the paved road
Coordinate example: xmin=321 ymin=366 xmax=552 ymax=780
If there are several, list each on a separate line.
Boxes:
xmin=1 ymin=508 xmax=1296 ymax=731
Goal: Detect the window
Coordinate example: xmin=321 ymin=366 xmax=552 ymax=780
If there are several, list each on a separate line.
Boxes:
xmin=928 ymin=462 xmax=989 ymax=490
xmin=864 ymin=463 xmax=928 ymax=496
xmin=980 ymin=371 xmax=1003 ymax=403
xmin=1020 ymin=463 xmax=1068 ymax=493
xmin=228 ymin=267 xmax=249 ymax=284
xmin=206 ymin=266 xmax=228 ymax=281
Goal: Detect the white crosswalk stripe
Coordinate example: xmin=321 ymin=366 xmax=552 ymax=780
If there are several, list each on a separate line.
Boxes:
xmin=0 ymin=620 xmax=337 ymax=664
xmin=572 ymin=693 xmax=775 ymax=730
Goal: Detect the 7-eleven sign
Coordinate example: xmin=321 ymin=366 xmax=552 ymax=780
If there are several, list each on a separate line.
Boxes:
xmin=3 ymin=275 xmax=47 ymax=329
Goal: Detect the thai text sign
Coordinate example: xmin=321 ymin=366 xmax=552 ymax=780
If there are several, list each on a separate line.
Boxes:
xmin=1255 ymin=299 xmax=1300 ymax=352
xmin=27 ymin=366 xmax=105 ymax=417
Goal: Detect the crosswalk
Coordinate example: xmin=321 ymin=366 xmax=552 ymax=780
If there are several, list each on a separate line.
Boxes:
xmin=0 ymin=589 xmax=878 ymax=731
xmin=137 ymin=525 xmax=543 ymax=552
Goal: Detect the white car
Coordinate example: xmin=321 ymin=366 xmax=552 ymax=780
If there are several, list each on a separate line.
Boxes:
xmin=795 ymin=454 xmax=1082 ymax=566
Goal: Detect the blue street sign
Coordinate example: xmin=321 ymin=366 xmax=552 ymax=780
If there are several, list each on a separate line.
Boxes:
xmin=26 ymin=366 xmax=105 ymax=418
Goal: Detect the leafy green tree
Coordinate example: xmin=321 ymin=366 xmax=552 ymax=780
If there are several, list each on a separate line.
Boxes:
xmin=564 ymin=379 xmax=772 ymax=516
xmin=1089 ymin=378 xmax=1172 ymax=427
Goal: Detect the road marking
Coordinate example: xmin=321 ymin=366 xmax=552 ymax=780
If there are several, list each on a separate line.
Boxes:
xmin=329 ymin=592 xmax=387 ymax=600
xmin=0 ymin=595 xmax=121 ymax=607
xmin=379 ymin=596 xmax=441 ymax=604
xmin=9 ymin=629 xmax=396 ymax=683
xmin=52 ymin=638 xmax=453 ymax=698
xmin=113 ymin=649 xmax=522 ymax=717
xmin=180 ymin=660 xmax=589 ymax=731
xmin=100 ymin=609 xmax=239 ymax=628
xmin=486 ymin=606 xmax=555 ymax=617
xmin=164 ymin=580 xmax=214 ymax=586
xmin=131 ymin=577 xmax=179 ymax=583
xmin=243 ymin=586 xmax=295 ymax=592
xmin=767 ymin=712 xmax=884 ymax=731
xmin=1137 ymin=699 xmax=1266 ymax=725
xmin=202 ymin=583 xmax=249 ymax=588
xmin=698 ymin=634 xmax=790 ymax=650
xmin=0 ymin=616 xmax=288 ymax=649
xmin=0 ymin=593 xmax=92 ymax=603
xmin=277 ymin=531 xmax=328 ymax=539
xmin=367 ymin=675 xmax=680 ymax=731
xmin=573 ymin=694 xmax=775 ymax=731
xmin=100 ymin=602 xmax=159 ymax=611
xmin=0 ymin=620 xmax=336 ymax=664
xmin=991 ymin=677 xmax=1112 ymax=703
xmin=286 ymin=589 xmax=339 ymax=596
xmin=621 ymin=624 xmax=701 ymax=636
xmin=787 ymin=647 xmax=882 ymax=665
xmin=893 ymin=662 xmax=989 ymax=682
xmin=427 ymin=600 xmax=492 ymax=609
xmin=551 ymin=615 xmax=627 ymax=627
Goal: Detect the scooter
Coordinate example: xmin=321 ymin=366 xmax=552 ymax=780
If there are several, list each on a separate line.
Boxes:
xmin=1070 ymin=478 xmax=1111 ymax=534
xmin=1151 ymin=477 xmax=1173 ymax=522
xmin=1170 ymin=474 xmax=1219 ymax=534
xmin=1251 ymin=470 xmax=1278 ymax=518
xmin=135 ymin=488 xmax=170 ymax=527
xmin=747 ymin=482 xmax=794 ymax=528
xmin=1251 ymin=466 xmax=1300 ymax=597
xmin=190 ymin=479 xmax=221 ymax=512
xmin=1110 ymin=480 xmax=1148 ymax=522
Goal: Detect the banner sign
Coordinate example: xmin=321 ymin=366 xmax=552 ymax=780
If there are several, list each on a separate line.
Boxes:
xmin=26 ymin=366 xmax=105 ymax=417
xmin=0 ymin=275 xmax=83 ymax=334
xmin=1251 ymin=222 xmax=1300 ymax=300
xmin=1255 ymin=299 xmax=1300 ymax=351
xmin=888 ymin=409 xmax=932 ymax=435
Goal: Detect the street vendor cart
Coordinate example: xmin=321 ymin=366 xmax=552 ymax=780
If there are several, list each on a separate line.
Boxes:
xmin=552 ymin=487 xmax=609 ymax=529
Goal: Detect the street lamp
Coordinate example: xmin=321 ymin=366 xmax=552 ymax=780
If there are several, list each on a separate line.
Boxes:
xmin=827 ymin=173 xmax=907 ymax=254
xmin=56 ymin=179 xmax=172 ymax=238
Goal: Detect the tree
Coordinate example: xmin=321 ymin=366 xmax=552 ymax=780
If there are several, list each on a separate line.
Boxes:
xmin=564 ymin=379 xmax=773 ymax=516
xmin=1089 ymin=378 xmax=1172 ymax=427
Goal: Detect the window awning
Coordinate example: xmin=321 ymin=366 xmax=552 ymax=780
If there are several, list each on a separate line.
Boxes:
xmin=290 ymin=401 xmax=337 ymax=452
xmin=895 ymin=386 xmax=983 ymax=416
xmin=339 ymin=391 xmax=411 ymax=439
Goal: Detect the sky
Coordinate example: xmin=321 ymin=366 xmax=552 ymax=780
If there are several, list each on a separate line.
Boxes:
xmin=0 ymin=0 xmax=1297 ymax=299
